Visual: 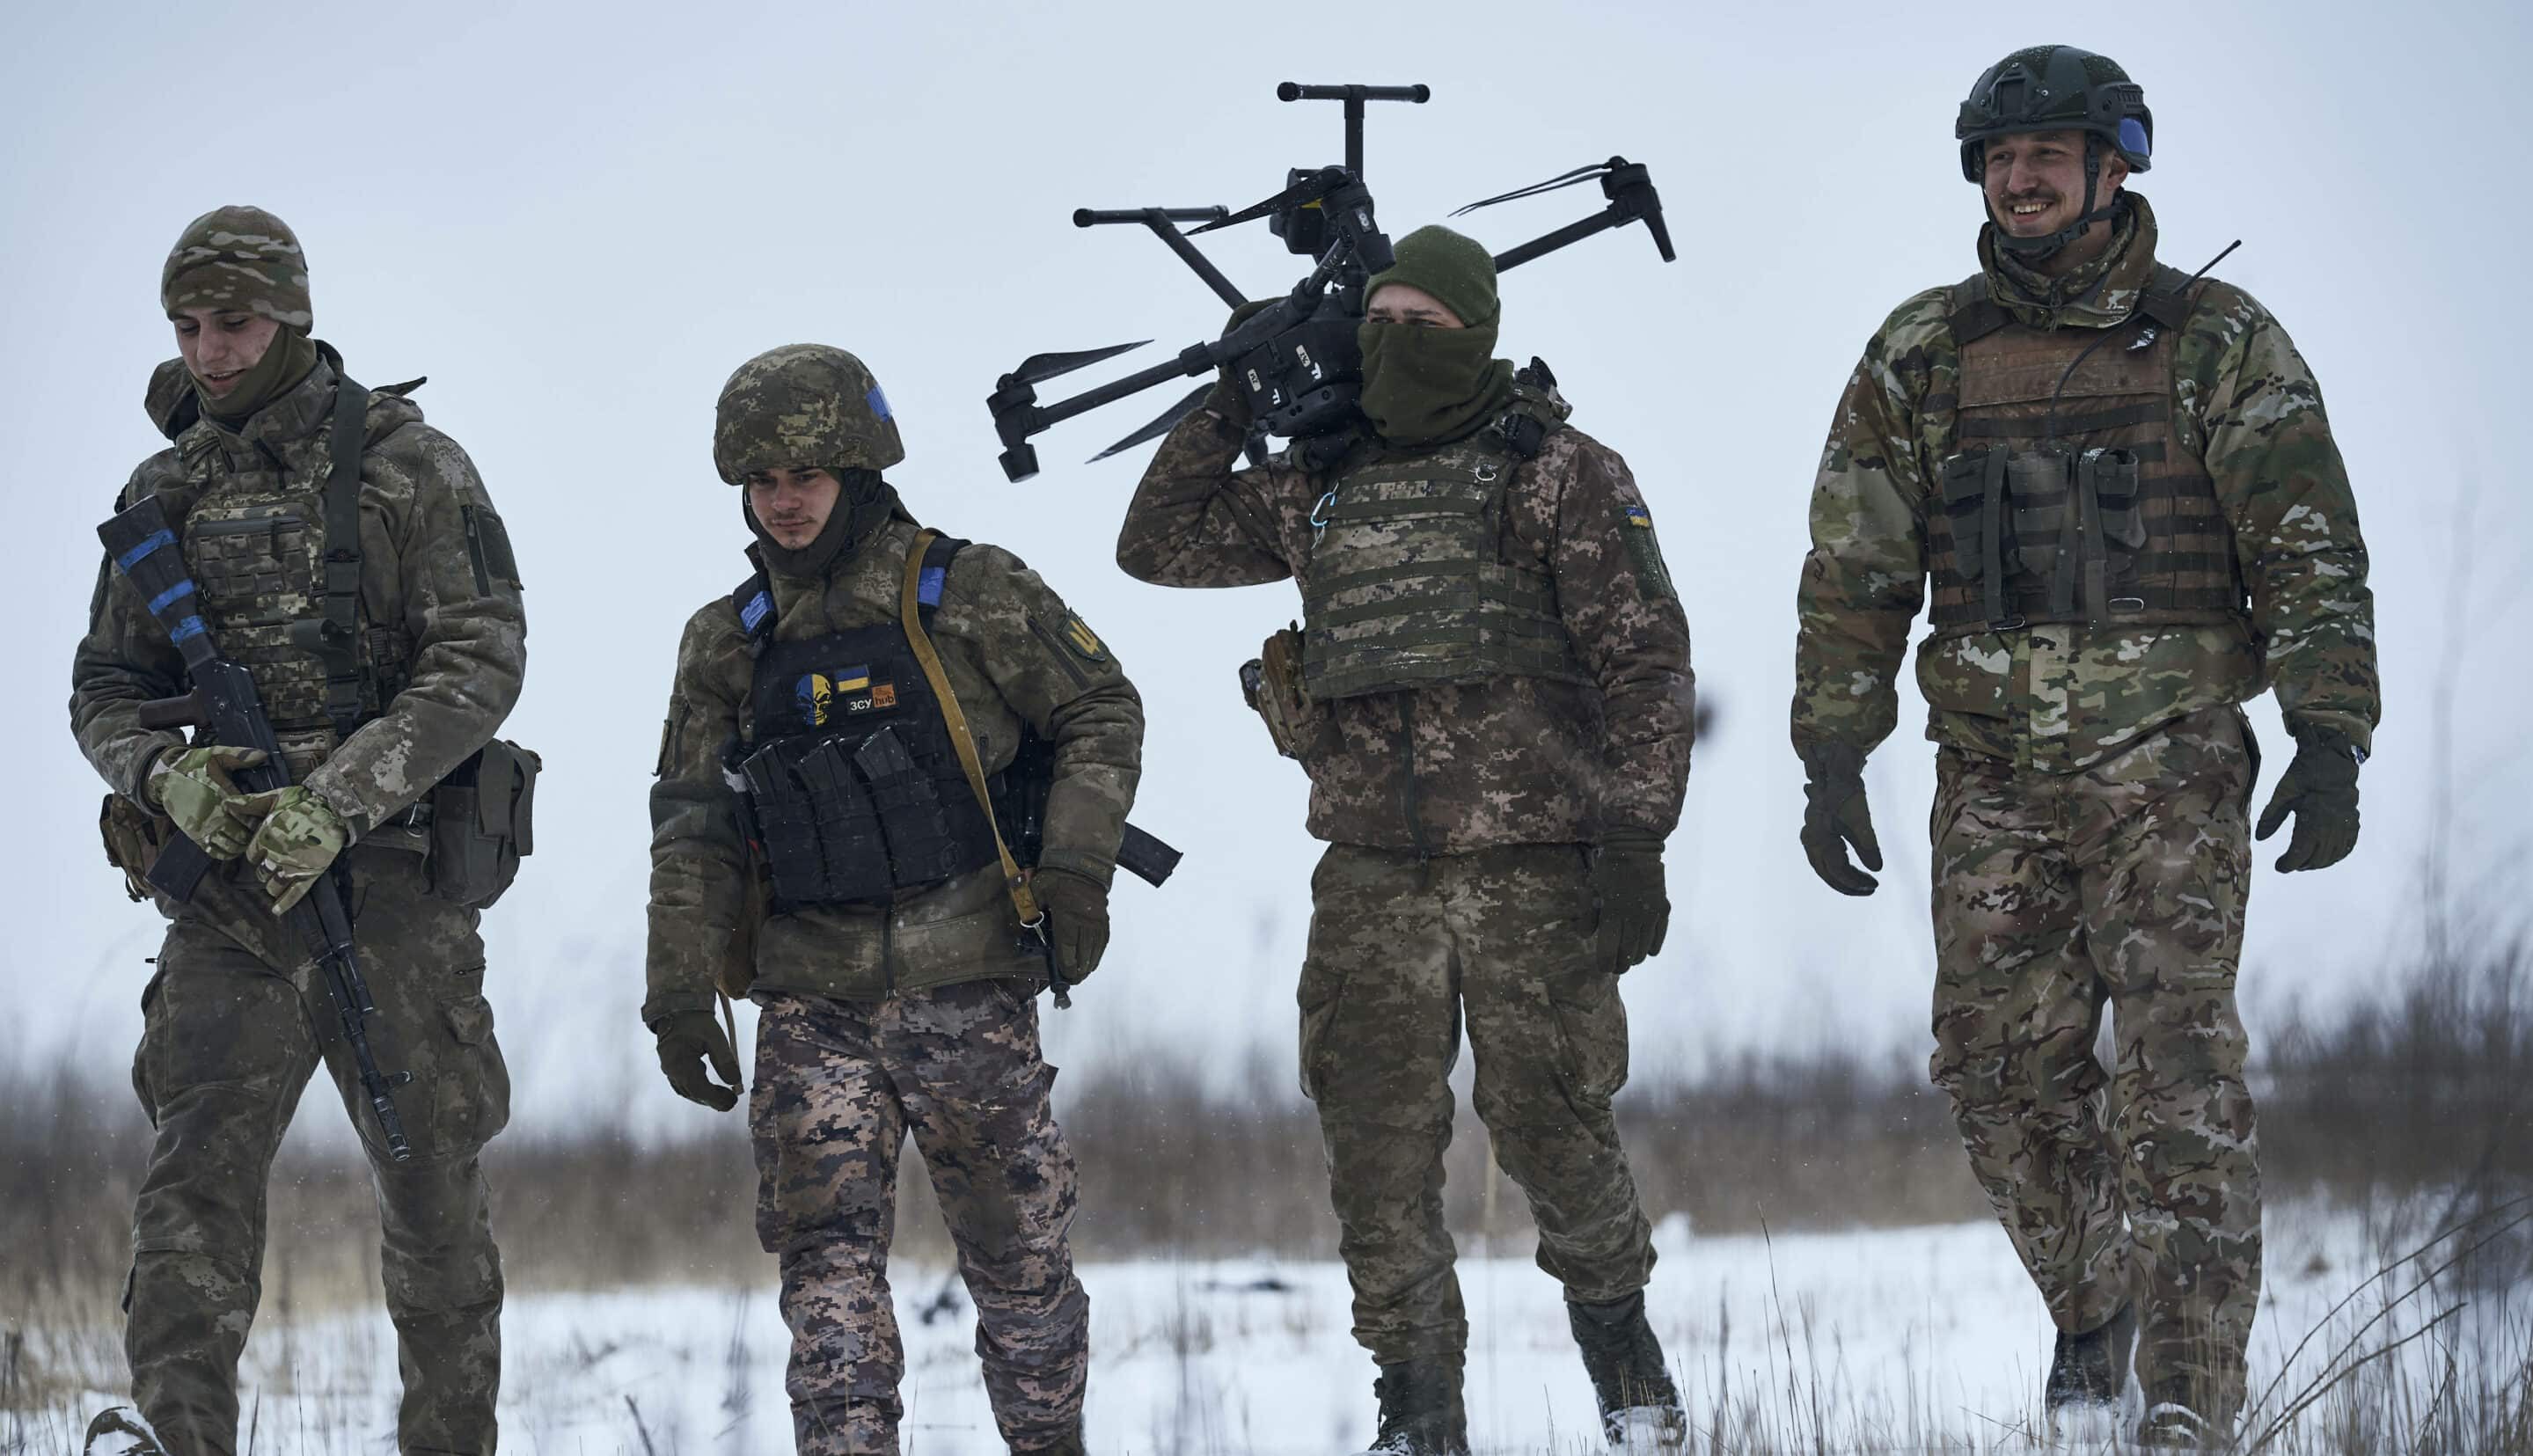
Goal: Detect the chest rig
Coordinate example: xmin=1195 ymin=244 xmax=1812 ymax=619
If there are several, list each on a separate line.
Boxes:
xmin=1298 ymin=386 xmax=1588 ymax=700
xmin=1927 ymin=265 xmax=2245 ymax=635
xmin=728 ymin=533 xmax=1002 ymax=908
xmin=178 ymin=374 xmax=408 ymax=751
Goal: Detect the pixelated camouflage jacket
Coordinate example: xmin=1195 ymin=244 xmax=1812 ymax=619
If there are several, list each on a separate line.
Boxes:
xmin=72 ymin=352 xmax=528 ymax=911
xmin=1791 ymin=194 xmax=2378 ymax=772
xmin=1117 ymin=394 xmax=1695 ymax=852
xmin=644 ymin=516 xmax=1144 ymax=1022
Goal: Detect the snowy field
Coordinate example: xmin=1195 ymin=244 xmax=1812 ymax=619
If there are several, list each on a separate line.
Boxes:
xmin=11 ymin=1198 xmax=2527 ymax=1454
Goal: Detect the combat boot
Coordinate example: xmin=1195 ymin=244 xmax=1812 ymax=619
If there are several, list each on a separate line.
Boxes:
xmin=2043 ymin=1299 xmax=2135 ymax=1436
xmin=1568 ymin=1292 xmax=1687 ymax=1451
xmin=2134 ymin=1399 xmax=2222 ymax=1449
xmin=81 ymin=1408 xmax=165 ymax=1456
xmin=1347 ymin=1358 xmax=1469 ymax=1456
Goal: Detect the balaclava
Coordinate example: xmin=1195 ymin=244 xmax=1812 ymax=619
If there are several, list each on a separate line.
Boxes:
xmin=1356 ymin=225 xmax=1516 ymax=449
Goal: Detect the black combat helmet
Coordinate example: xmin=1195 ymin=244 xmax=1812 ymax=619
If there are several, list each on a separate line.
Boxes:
xmin=1957 ymin=46 xmax=2153 ymax=258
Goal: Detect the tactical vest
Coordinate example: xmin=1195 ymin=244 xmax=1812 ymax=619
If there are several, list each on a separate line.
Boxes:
xmin=1926 ymin=264 xmax=2246 ymax=635
xmin=727 ymin=534 xmax=1003 ymax=908
xmin=179 ymin=375 xmax=409 ymax=752
xmin=1298 ymin=387 xmax=1589 ymax=700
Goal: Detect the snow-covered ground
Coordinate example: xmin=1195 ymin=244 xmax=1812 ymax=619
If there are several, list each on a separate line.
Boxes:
xmin=15 ymin=1202 xmax=2526 ymax=1454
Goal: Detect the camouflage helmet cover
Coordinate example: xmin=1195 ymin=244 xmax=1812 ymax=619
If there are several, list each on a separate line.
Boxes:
xmin=713 ymin=344 xmax=906 ymax=485
xmin=1957 ymin=46 xmax=2153 ymax=182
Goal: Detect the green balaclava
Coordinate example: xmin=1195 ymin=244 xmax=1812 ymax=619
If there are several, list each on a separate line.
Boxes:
xmin=715 ymin=345 xmax=909 ymax=578
xmin=161 ymin=204 xmax=320 ymax=425
xmin=1357 ymin=224 xmax=1516 ymax=449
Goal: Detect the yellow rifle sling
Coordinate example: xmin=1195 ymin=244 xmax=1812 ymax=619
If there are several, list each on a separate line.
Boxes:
xmin=898 ymin=530 xmax=1042 ymax=928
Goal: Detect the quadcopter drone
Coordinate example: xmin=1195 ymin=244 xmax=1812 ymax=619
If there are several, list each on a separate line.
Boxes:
xmin=986 ymin=81 xmax=1676 ymax=482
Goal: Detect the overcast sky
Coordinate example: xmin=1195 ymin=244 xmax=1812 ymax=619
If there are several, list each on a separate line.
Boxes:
xmin=5 ymin=0 xmax=2526 ymax=1141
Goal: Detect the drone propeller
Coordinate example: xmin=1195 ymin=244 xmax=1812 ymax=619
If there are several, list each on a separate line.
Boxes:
xmin=1452 ymin=161 xmax=1616 ymax=217
xmin=1190 ymin=167 xmax=1348 ymax=236
xmin=1003 ymin=340 xmax=1149 ymax=387
xmin=1087 ymin=382 xmax=1216 ymax=463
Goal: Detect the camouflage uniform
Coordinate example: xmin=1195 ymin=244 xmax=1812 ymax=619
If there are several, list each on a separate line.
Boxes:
xmin=1117 ymin=391 xmax=1695 ymax=1365
xmin=71 ymin=318 xmax=525 ymax=1447
xmin=1791 ymin=194 xmax=2378 ymax=1414
xmin=647 ymin=355 xmax=1141 ymax=1452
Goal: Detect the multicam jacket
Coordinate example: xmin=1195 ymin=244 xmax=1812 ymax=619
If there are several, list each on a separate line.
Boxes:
xmin=72 ymin=354 xmax=528 ymax=923
xmin=1117 ymin=393 xmax=1695 ymax=852
xmin=1791 ymin=194 xmax=2378 ymax=772
xmin=643 ymin=516 xmax=1143 ymax=1022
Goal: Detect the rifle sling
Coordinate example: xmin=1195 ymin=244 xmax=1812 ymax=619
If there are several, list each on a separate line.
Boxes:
xmin=897 ymin=529 xmax=1043 ymax=929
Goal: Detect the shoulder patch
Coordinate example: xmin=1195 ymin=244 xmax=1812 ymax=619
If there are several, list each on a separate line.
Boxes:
xmin=1619 ymin=501 xmax=1677 ymax=602
xmin=1058 ymin=612 xmax=1109 ymax=663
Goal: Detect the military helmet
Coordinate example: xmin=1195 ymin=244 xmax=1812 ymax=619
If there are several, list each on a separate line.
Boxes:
xmin=713 ymin=344 xmax=905 ymax=486
xmin=1956 ymin=46 xmax=2153 ymax=183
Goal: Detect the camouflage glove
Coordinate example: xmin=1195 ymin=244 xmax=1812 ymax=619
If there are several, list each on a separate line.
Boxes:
xmin=1032 ymin=867 xmax=1111 ymax=984
xmin=1591 ymin=828 xmax=1670 ymax=972
xmin=2256 ymin=728 xmax=2363 ymax=873
xmin=145 ymin=745 xmax=268 ymax=860
xmin=652 ymin=1009 xmax=742 ymax=1111
xmin=1799 ymin=743 xmax=1883 ymax=896
xmin=237 ymin=787 xmax=348 ymax=915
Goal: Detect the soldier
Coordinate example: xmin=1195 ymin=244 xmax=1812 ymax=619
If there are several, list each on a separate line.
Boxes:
xmin=71 ymin=206 xmax=528 ymax=1455
xmin=1118 ymin=226 xmax=1696 ymax=1455
xmin=645 ymin=345 xmax=1142 ymax=1456
xmin=1790 ymin=48 xmax=2377 ymax=1445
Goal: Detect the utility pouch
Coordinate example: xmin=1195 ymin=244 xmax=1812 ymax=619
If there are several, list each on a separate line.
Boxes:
xmin=99 ymin=791 xmax=174 ymax=904
xmin=2005 ymin=449 xmax=2074 ymax=579
xmin=1936 ymin=450 xmax=2003 ymax=583
xmin=427 ymin=738 xmax=541 ymax=908
xmin=2080 ymin=448 xmax=2146 ymax=550
xmin=1240 ymin=623 xmax=1318 ymax=760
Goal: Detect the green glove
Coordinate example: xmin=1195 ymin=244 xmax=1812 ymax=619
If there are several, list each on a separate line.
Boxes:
xmin=1800 ymin=743 xmax=1883 ymax=897
xmin=2256 ymin=728 xmax=2363 ymax=873
xmin=147 ymin=745 xmax=268 ymax=860
xmin=1591 ymin=828 xmax=1670 ymax=971
xmin=653 ymin=1009 xmax=742 ymax=1111
xmin=1032 ymin=867 xmax=1111 ymax=985
xmin=238 ymin=787 xmax=348 ymax=915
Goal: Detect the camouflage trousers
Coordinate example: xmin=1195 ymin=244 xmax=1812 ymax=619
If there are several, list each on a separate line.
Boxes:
xmin=1300 ymin=844 xmax=1657 ymax=1366
xmin=750 ymin=982 xmax=1087 ymax=1455
xmin=123 ymin=845 xmax=509 ymax=1456
xmin=1929 ymin=706 xmax=2261 ymax=1416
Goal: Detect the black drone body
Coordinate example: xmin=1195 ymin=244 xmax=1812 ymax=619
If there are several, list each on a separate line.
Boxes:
xmin=986 ymin=81 xmax=1675 ymax=483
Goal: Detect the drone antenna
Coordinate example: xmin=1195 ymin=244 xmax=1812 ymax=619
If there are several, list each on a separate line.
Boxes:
xmin=1277 ymin=82 xmax=1430 ymax=180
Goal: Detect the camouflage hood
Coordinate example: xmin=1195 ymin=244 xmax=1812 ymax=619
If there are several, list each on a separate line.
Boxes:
xmin=1978 ymin=191 xmax=2161 ymax=331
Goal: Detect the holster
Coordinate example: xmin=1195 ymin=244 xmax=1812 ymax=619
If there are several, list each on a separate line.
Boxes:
xmin=99 ymin=791 xmax=175 ymax=904
xmin=427 ymin=738 xmax=541 ymax=907
xmin=1240 ymin=622 xmax=1320 ymax=761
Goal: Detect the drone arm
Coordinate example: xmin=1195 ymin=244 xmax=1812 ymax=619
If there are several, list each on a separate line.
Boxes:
xmin=1145 ymin=214 xmax=1248 ymax=309
xmin=1493 ymin=209 xmax=1627 ymax=273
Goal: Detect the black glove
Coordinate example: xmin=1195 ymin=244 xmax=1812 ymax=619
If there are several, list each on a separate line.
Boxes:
xmin=653 ymin=1009 xmax=741 ymax=1111
xmin=1800 ymin=743 xmax=1883 ymax=896
xmin=1032 ymin=868 xmax=1111 ymax=985
xmin=1209 ymin=299 xmax=1279 ymax=428
xmin=1591 ymin=828 xmax=1671 ymax=972
xmin=2256 ymin=728 xmax=2363 ymax=872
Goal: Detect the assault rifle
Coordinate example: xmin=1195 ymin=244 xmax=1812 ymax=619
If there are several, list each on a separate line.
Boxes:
xmin=986 ymin=81 xmax=1675 ymax=480
xmin=99 ymin=496 xmax=414 ymax=1161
